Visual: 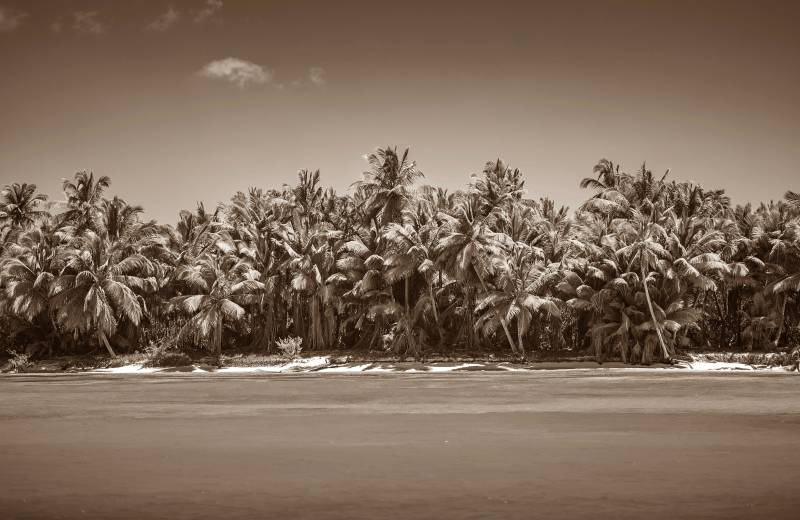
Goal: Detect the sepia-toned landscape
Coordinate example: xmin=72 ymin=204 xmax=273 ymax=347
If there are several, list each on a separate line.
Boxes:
xmin=1 ymin=1 xmax=798 ymax=518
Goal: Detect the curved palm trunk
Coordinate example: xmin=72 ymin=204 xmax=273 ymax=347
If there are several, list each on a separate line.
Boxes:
xmin=428 ymin=283 xmax=444 ymax=348
xmin=773 ymin=294 xmax=787 ymax=347
xmin=641 ymin=265 xmax=670 ymax=361
xmin=465 ymin=287 xmax=475 ymax=350
xmin=98 ymin=331 xmax=116 ymax=358
xmin=474 ymin=267 xmax=518 ymax=357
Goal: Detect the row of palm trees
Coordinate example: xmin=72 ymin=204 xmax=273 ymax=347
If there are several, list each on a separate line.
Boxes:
xmin=1 ymin=150 xmax=798 ymax=363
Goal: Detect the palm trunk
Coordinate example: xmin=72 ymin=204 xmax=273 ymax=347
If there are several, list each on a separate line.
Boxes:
xmin=773 ymin=294 xmax=787 ymax=347
xmin=429 ymin=284 xmax=444 ymax=348
xmin=464 ymin=286 xmax=475 ymax=350
xmin=642 ymin=265 xmax=670 ymax=361
xmin=215 ymin=313 xmax=223 ymax=357
xmin=98 ymin=331 xmax=116 ymax=358
xmin=308 ymin=292 xmax=325 ymax=350
xmin=474 ymin=267 xmax=518 ymax=357
xmin=404 ymin=276 xmax=419 ymax=359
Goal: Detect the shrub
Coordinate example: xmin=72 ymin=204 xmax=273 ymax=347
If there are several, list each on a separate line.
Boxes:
xmin=142 ymin=344 xmax=193 ymax=368
xmin=5 ymin=349 xmax=31 ymax=373
xmin=276 ymin=337 xmax=303 ymax=359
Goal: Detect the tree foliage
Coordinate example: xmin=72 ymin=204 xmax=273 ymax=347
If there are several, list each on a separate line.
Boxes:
xmin=1 ymin=154 xmax=799 ymax=363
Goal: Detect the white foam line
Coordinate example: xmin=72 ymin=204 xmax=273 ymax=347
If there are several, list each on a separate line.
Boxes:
xmin=687 ymin=361 xmax=754 ymax=371
xmin=318 ymin=364 xmax=373 ymax=373
xmin=427 ymin=363 xmax=484 ymax=372
xmin=94 ymin=364 xmax=161 ymax=374
xmin=216 ymin=356 xmax=332 ymax=374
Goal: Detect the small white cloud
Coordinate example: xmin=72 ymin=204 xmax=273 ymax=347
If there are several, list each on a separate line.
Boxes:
xmin=195 ymin=0 xmax=223 ymax=23
xmin=309 ymin=67 xmax=326 ymax=86
xmin=0 ymin=6 xmax=27 ymax=33
xmin=73 ymin=11 xmax=107 ymax=35
xmin=199 ymin=57 xmax=272 ymax=88
xmin=50 ymin=18 xmax=63 ymax=33
xmin=147 ymin=6 xmax=180 ymax=32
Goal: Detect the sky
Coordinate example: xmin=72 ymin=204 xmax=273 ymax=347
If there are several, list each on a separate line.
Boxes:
xmin=0 ymin=0 xmax=798 ymax=223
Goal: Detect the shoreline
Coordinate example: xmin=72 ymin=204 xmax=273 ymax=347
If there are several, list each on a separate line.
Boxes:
xmin=3 ymin=353 xmax=797 ymax=375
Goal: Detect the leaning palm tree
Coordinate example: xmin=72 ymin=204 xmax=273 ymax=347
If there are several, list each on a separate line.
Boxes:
xmin=434 ymin=195 xmax=515 ymax=351
xmin=50 ymin=232 xmax=154 ymax=356
xmin=615 ymin=210 xmax=672 ymax=360
xmin=476 ymin=245 xmax=562 ymax=358
xmin=784 ymin=190 xmax=800 ymax=210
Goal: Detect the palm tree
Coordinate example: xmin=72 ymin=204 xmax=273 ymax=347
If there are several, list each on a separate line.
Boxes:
xmin=434 ymin=195 xmax=516 ymax=352
xmin=382 ymin=219 xmax=443 ymax=357
xmin=59 ymin=171 xmax=112 ymax=232
xmin=50 ymin=232 xmax=154 ymax=356
xmin=0 ymin=183 xmax=48 ymax=236
xmin=476 ymin=245 xmax=562 ymax=358
xmin=226 ymin=189 xmax=292 ymax=349
xmin=470 ymin=159 xmax=525 ymax=219
xmin=580 ymin=158 xmax=623 ymax=194
xmin=353 ymin=147 xmax=423 ymax=228
xmin=616 ymin=210 xmax=672 ymax=360
xmin=281 ymin=224 xmax=338 ymax=350
xmin=290 ymin=169 xmax=324 ymax=233
xmin=172 ymin=255 xmax=262 ymax=356
xmin=0 ymin=222 xmax=63 ymax=328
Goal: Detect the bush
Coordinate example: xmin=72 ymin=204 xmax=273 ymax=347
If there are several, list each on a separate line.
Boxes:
xmin=276 ymin=337 xmax=303 ymax=359
xmin=142 ymin=344 xmax=193 ymax=368
xmin=5 ymin=349 xmax=31 ymax=373
xmin=140 ymin=316 xmax=184 ymax=351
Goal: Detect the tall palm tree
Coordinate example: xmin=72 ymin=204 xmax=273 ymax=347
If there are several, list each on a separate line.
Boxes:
xmin=353 ymin=147 xmax=423 ymax=228
xmin=434 ymin=195 xmax=516 ymax=352
xmin=281 ymin=225 xmax=338 ymax=350
xmin=382 ymin=219 xmax=443 ymax=356
xmin=60 ymin=171 xmax=111 ymax=233
xmin=616 ymin=210 xmax=672 ymax=360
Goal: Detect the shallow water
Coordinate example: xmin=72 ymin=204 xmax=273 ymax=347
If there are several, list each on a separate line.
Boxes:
xmin=1 ymin=371 xmax=798 ymax=519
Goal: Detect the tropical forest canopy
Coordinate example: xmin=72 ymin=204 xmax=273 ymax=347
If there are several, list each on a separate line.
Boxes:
xmin=1 ymin=148 xmax=799 ymax=364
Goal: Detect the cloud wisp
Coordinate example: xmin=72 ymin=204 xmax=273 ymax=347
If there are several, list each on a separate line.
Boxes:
xmin=309 ymin=67 xmax=326 ymax=86
xmin=195 ymin=0 xmax=223 ymax=23
xmin=0 ymin=5 xmax=27 ymax=33
xmin=198 ymin=57 xmax=272 ymax=88
xmin=147 ymin=6 xmax=180 ymax=32
xmin=73 ymin=11 xmax=107 ymax=35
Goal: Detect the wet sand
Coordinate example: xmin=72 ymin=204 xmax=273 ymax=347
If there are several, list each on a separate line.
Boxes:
xmin=1 ymin=371 xmax=799 ymax=519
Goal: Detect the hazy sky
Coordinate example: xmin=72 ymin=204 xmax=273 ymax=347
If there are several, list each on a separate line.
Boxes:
xmin=1 ymin=0 xmax=798 ymax=222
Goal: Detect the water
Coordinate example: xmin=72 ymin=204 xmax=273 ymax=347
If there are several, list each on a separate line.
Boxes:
xmin=1 ymin=371 xmax=798 ymax=519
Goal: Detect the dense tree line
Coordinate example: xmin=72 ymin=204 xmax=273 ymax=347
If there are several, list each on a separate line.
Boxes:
xmin=1 ymin=149 xmax=799 ymax=363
